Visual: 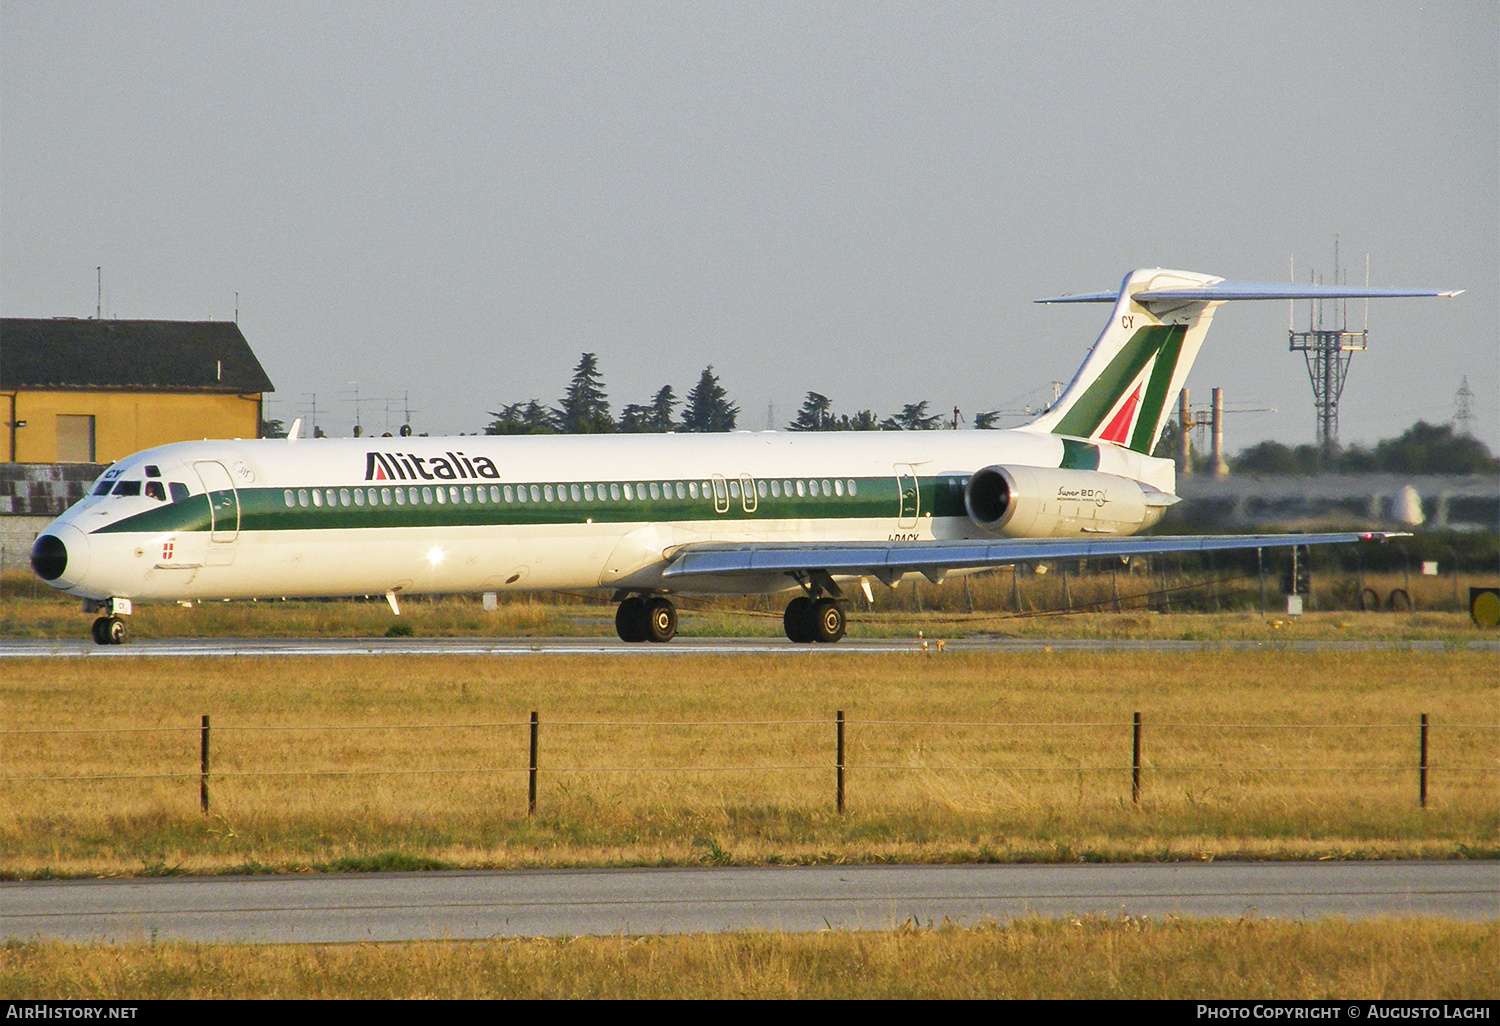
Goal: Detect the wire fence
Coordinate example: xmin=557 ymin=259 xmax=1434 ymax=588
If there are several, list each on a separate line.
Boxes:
xmin=4 ymin=712 xmax=1496 ymax=818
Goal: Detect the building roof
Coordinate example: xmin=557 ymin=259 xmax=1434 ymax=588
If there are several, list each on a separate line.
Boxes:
xmin=0 ymin=318 xmax=274 ymax=393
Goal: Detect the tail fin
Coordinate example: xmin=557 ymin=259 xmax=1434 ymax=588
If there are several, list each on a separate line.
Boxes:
xmin=1023 ymin=268 xmax=1462 ymax=455
xmin=1024 ymin=268 xmax=1222 ymax=454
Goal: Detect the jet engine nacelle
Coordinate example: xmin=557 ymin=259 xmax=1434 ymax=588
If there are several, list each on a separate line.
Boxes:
xmin=963 ymin=465 xmax=1170 ymax=538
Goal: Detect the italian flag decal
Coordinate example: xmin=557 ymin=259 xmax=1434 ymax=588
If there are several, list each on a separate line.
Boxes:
xmin=1097 ymin=384 xmax=1143 ymax=444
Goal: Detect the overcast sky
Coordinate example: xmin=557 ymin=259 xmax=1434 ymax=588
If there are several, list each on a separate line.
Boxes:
xmin=3 ymin=1 xmax=1495 ymax=452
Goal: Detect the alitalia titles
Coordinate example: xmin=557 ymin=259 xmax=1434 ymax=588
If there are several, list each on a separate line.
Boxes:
xmin=365 ymin=451 xmax=500 ymax=483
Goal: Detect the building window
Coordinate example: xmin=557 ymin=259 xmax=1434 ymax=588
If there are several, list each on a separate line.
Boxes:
xmin=55 ymin=415 xmax=96 ymax=463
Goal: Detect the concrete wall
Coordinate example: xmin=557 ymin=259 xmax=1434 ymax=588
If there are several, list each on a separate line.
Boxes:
xmin=0 ymin=463 xmax=104 ymax=571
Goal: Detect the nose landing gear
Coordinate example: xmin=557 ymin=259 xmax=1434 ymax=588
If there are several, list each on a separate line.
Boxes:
xmin=84 ymin=598 xmax=132 ymax=645
xmin=90 ymin=616 xmax=128 ymax=645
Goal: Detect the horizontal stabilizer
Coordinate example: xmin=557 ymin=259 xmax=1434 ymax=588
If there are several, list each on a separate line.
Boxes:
xmin=1037 ymin=280 xmax=1463 ymax=304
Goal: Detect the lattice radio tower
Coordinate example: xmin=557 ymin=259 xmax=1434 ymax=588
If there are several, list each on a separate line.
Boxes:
xmin=1289 ymin=241 xmax=1368 ymax=459
xmin=1454 ymin=376 xmax=1475 ymax=436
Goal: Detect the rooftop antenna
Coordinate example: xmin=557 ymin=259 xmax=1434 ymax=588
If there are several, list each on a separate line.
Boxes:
xmin=234 ymin=292 xmax=239 ymax=325
xmin=96 ymin=267 xmax=101 ymax=320
xmin=346 ymin=381 xmax=363 ymax=436
xmin=1288 ymin=239 xmax=1369 ymax=459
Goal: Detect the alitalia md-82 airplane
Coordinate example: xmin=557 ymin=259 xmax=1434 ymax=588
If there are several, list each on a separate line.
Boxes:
xmin=30 ymin=268 xmax=1460 ymax=645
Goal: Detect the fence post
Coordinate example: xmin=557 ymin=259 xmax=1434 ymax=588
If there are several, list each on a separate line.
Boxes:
xmin=836 ymin=710 xmax=846 ymax=815
xmin=1132 ymin=712 xmax=1141 ymax=805
xmin=1256 ymin=548 xmax=1265 ymax=617
xmin=200 ymin=715 xmax=210 ymax=815
xmin=1419 ymin=713 xmax=1429 ymax=809
xmin=528 ymin=711 xmax=539 ymax=816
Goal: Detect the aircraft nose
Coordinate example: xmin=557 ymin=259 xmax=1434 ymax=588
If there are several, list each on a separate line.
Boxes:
xmin=31 ymin=524 xmax=90 ymax=588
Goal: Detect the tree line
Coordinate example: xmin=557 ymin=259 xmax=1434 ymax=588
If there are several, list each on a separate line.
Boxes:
xmin=483 ymin=353 xmax=988 ymax=436
xmin=1229 ymin=422 xmax=1497 ymax=476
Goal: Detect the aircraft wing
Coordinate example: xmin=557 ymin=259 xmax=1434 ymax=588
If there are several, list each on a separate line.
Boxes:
xmin=660 ymin=532 xmax=1407 ymax=588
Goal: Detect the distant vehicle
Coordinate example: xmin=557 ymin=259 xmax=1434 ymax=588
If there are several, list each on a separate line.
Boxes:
xmin=32 ymin=268 xmax=1458 ymax=645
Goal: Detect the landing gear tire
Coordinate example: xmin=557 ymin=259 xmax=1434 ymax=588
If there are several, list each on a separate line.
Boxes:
xmin=615 ymin=596 xmax=648 ymax=642
xmin=91 ymin=616 xmax=127 ymax=646
xmin=784 ymin=597 xmax=815 ymax=643
xmin=644 ymin=596 xmax=677 ymax=643
xmin=811 ymin=598 xmax=846 ymax=644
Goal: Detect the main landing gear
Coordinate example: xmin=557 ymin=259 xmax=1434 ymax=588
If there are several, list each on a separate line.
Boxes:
xmin=615 ymin=594 xmax=678 ymax=643
xmin=783 ymin=595 xmax=846 ymax=644
xmin=90 ymin=615 xmax=128 ymax=646
xmin=611 ymin=586 xmax=848 ymax=645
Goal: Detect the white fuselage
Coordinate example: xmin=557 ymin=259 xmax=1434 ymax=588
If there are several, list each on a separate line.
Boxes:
xmin=39 ymin=428 xmax=1173 ymax=604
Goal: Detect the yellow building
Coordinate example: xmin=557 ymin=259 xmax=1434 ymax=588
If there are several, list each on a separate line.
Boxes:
xmin=1 ymin=318 xmax=274 ymax=464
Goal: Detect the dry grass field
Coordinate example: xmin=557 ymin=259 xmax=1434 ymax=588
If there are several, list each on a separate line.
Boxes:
xmin=2 ymin=648 xmax=1493 ymax=877
xmin=5 ymin=918 xmax=1495 ymax=999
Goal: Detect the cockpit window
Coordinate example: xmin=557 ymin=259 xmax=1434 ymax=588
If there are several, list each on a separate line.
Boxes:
xmin=144 ymin=465 xmax=161 ymax=478
xmin=144 ymin=481 xmax=167 ymax=501
xmin=93 ymin=481 xmax=113 ymax=496
xmin=112 ymin=481 xmax=142 ymax=496
xmin=169 ymin=482 xmax=190 ymax=503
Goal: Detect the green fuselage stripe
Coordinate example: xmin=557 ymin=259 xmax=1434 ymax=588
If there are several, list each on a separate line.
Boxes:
xmin=94 ymin=476 xmax=974 ymax=535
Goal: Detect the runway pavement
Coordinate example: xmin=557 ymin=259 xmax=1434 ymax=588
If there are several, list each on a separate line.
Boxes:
xmin=1 ymin=635 xmax=1492 ymax=658
xmin=4 ymin=862 xmax=1494 ymax=944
